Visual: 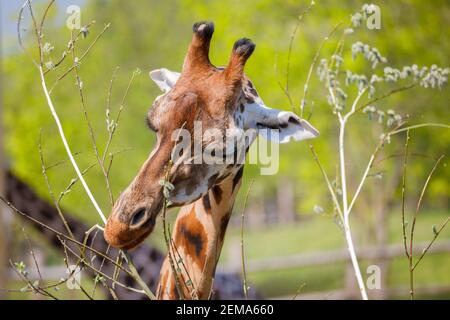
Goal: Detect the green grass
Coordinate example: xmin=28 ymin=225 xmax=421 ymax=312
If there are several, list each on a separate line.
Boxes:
xmin=218 ymin=210 xmax=450 ymax=298
xmin=249 ymin=264 xmax=346 ymax=298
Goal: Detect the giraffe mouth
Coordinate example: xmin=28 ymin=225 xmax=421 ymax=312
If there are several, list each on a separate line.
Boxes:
xmin=121 ymin=227 xmax=153 ymax=250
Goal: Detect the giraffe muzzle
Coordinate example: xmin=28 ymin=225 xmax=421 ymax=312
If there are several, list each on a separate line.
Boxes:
xmin=104 ymin=207 xmax=159 ymax=250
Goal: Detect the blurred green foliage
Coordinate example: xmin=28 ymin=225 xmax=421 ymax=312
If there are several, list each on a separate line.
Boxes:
xmin=2 ymin=0 xmax=449 ymax=241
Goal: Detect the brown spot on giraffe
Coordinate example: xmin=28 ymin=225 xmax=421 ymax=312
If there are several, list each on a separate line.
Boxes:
xmin=212 ymin=185 xmax=223 ymax=203
xmin=207 ymin=173 xmax=219 ymax=188
xmin=174 ymin=207 xmax=207 ymax=267
xmin=203 ymin=193 xmax=212 ymax=213
xmin=219 ymin=211 xmax=232 ymax=243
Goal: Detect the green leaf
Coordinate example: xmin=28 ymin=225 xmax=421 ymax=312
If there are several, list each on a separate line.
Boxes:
xmin=14 ymin=261 xmax=26 ymax=273
xmin=432 ymin=225 xmax=438 ymax=236
xmin=165 ymin=181 xmax=175 ymax=191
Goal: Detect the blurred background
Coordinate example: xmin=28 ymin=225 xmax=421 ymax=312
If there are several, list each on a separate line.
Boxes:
xmin=0 ymin=0 xmax=449 ymax=299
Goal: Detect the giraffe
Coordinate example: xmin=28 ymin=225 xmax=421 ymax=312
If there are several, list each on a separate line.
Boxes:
xmin=104 ymin=21 xmax=318 ymax=299
xmin=5 ymin=170 xmax=258 ymax=299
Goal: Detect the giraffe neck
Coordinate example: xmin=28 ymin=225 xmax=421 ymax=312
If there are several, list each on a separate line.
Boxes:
xmin=157 ymin=167 xmax=243 ymax=299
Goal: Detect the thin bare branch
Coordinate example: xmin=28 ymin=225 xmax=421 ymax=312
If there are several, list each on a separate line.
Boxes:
xmin=240 ymin=179 xmax=254 ymax=299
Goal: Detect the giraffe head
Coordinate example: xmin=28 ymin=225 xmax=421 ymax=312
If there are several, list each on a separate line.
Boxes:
xmin=104 ymin=21 xmax=318 ymax=250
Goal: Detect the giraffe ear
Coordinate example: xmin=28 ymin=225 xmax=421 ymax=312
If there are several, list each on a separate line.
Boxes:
xmin=243 ymin=102 xmax=319 ymax=144
xmin=149 ymin=68 xmax=180 ymax=92
xmin=257 ymin=112 xmax=319 ymax=143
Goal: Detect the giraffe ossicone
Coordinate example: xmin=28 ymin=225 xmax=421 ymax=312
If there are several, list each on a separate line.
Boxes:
xmin=104 ymin=21 xmax=318 ymax=299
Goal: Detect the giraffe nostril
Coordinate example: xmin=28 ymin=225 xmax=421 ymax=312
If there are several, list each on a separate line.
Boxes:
xmin=130 ymin=208 xmax=146 ymax=227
